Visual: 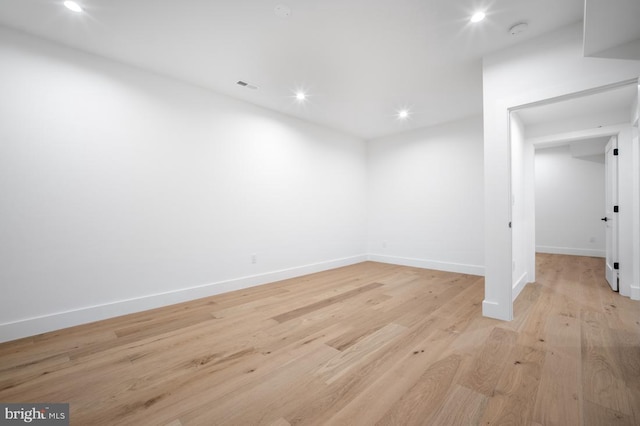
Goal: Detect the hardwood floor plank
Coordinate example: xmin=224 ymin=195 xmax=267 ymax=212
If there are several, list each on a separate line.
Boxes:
xmin=282 ymin=317 xmax=448 ymax=425
xmin=479 ymin=344 xmax=545 ymax=425
xmin=271 ymin=282 xmax=383 ymax=323
xmin=323 ymin=330 xmax=467 ymax=426
xmin=0 ymin=353 xmax=71 ymax=393
xmin=459 ymin=326 xmax=518 ymax=396
xmin=323 ymin=278 xmax=459 ymax=352
xmin=269 ymin=418 xmax=292 ymax=426
xmin=316 ymin=322 xmax=407 ymax=385
xmin=516 ymin=285 xmax=554 ymax=350
xmin=374 ymin=353 xmax=462 ymax=425
xmin=532 ymin=349 xmax=581 ymax=425
xmin=179 ymin=345 xmax=337 ymax=426
xmin=581 ymin=309 xmax=633 ymax=416
xmin=584 ymin=400 xmax=635 ymax=426
xmin=427 ymin=384 xmax=488 ymax=425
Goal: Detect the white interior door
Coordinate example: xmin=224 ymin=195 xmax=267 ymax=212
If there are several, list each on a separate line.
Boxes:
xmin=604 ymin=136 xmax=618 ymax=291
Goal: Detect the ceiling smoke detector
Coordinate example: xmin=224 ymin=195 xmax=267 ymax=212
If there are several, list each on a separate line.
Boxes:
xmin=509 ymin=22 xmax=529 ymax=36
xmin=274 ymin=4 xmax=291 ymax=18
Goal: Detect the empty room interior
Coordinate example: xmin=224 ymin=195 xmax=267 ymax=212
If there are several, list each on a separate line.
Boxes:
xmin=1 ymin=0 xmax=640 ymax=425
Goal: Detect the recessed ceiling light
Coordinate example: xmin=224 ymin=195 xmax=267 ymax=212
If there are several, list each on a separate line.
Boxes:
xmin=397 ymin=109 xmax=410 ymax=120
xmin=470 ymin=11 xmax=486 ymax=23
xmin=295 ymin=91 xmax=306 ymax=102
xmin=64 ymin=1 xmax=83 ymax=13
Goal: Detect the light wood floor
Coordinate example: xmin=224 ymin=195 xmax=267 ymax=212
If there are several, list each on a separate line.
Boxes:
xmin=1 ymin=254 xmax=639 ymax=425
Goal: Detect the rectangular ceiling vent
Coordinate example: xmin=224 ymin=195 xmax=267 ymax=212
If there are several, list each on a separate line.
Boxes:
xmin=236 ymin=80 xmax=259 ymax=90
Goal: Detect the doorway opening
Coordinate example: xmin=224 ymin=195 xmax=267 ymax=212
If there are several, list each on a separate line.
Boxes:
xmin=509 ymin=80 xmax=638 ymax=301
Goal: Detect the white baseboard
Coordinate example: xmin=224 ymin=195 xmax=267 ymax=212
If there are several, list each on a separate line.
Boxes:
xmin=512 ymin=272 xmax=528 ymax=301
xmin=482 ymin=299 xmax=512 ymax=321
xmin=367 ymin=254 xmax=484 ymax=276
xmin=536 ymin=245 xmax=605 ymax=258
xmin=631 ymin=285 xmax=640 ymax=301
xmin=0 ymin=254 xmax=367 ymax=343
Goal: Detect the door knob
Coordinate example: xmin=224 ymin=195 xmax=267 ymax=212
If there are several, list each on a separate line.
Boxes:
xmin=601 ymin=217 xmax=608 ymax=222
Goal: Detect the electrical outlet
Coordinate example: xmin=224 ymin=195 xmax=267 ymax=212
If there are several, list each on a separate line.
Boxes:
xmin=251 ymin=254 xmax=257 ymax=264
xmin=382 ymin=241 xmax=387 ymax=249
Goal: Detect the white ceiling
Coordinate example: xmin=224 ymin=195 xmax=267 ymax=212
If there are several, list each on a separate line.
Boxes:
xmin=0 ymin=0 xmax=586 ymax=139
xmin=584 ymin=0 xmax=640 ymax=60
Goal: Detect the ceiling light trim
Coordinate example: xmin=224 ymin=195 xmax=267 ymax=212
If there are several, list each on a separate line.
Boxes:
xmin=470 ymin=11 xmax=486 ymax=23
xmin=397 ymin=109 xmax=411 ymax=120
xmin=63 ymin=1 xmax=83 ymax=13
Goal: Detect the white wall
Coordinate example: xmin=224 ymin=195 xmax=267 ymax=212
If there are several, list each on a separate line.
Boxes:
xmin=0 ymin=26 xmax=367 ymax=342
xmin=367 ymin=116 xmax=484 ymax=275
xmin=483 ymin=22 xmax=640 ymax=320
xmin=535 ymin=145 xmax=606 ymax=257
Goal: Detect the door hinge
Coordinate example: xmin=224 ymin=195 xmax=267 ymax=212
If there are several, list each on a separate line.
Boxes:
xmin=613 ymin=148 xmax=619 ymax=156
xmin=614 ymin=262 xmax=619 ymax=270
xmin=614 ymin=205 xmax=619 ymax=213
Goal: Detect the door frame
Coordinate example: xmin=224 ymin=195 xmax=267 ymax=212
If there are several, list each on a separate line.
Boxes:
xmin=507 ymin=78 xmax=640 ymax=306
xmin=484 ymin=77 xmax=640 ymax=321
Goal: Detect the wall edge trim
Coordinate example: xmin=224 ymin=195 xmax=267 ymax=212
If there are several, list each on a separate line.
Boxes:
xmin=366 ymin=254 xmax=484 ymax=276
xmin=512 ymin=272 xmax=529 ymax=301
xmin=482 ymin=299 xmax=512 ymax=321
xmin=631 ymin=285 xmax=640 ymax=301
xmin=536 ymin=246 xmax=605 ymax=258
